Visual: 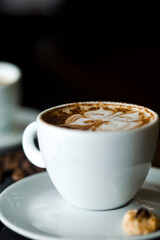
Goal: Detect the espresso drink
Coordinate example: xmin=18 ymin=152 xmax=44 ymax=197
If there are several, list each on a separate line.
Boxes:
xmin=41 ymin=102 xmax=155 ymax=132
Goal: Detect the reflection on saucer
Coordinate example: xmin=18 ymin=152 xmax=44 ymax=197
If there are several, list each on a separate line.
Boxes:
xmin=0 ymin=107 xmax=39 ymax=151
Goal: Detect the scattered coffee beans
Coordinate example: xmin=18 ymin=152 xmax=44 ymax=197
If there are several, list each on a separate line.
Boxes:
xmin=0 ymin=149 xmax=44 ymax=181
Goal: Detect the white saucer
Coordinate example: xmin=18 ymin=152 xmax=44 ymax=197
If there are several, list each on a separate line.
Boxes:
xmin=0 ymin=107 xmax=39 ymax=151
xmin=0 ymin=167 xmax=160 ymax=240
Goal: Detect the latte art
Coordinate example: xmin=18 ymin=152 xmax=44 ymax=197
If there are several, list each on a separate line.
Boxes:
xmin=42 ymin=102 xmax=155 ymax=132
xmin=65 ymin=106 xmax=154 ymax=131
xmin=66 ymin=108 xmax=140 ymax=131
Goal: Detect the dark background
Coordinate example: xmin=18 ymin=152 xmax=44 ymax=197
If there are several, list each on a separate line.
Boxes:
xmin=0 ymin=2 xmax=160 ymax=239
xmin=0 ymin=1 xmax=160 ymax=114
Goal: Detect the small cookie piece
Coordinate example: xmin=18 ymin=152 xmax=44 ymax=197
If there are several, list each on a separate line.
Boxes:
xmin=122 ymin=208 xmax=159 ymax=235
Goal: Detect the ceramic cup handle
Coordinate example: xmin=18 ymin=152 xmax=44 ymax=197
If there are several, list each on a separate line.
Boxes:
xmin=22 ymin=121 xmax=45 ymax=168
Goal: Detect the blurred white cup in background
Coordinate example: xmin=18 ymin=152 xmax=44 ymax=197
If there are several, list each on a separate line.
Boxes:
xmin=0 ymin=61 xmax=22 ymax=134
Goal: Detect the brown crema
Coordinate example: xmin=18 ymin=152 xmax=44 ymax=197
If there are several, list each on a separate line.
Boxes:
xmin=41 ymin=102 xmax=155 ymax=132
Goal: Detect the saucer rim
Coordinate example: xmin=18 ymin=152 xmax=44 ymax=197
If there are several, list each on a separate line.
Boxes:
xmin=0 ymin=167 xmax=160 ymax=240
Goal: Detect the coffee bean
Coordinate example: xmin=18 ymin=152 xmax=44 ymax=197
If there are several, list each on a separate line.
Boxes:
xmin=12 ymin=168 xmax=27 ymax=181
xmin=0 ymin=149 xmax=44 ymax=182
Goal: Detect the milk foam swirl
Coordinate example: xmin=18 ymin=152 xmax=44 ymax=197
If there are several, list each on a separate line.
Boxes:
xmin=64 ymin=105 xmax=154 ymax=131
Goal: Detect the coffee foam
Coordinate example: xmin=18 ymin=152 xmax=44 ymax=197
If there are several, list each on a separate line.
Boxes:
xmin=42 ymin=102 xmax=155 ymax=132
xmin=0 ymin=62 xmax=21 ymax=85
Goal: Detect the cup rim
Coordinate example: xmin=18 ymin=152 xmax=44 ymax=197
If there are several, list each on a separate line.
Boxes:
xmin=0 ymin=61 xmax=22 ymax=86
xmin=37 ymin=101 xmax=159 ymax=134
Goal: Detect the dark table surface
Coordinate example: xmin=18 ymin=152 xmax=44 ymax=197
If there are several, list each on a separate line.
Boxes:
xmin=0 ymin=140 xmax=160 ymax=240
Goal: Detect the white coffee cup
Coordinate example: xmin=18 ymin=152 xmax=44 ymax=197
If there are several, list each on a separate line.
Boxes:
xmin=22 ymin=102 xmax=159 ymax=210
xmin=0 ymin=61 xmax=22 ymax=133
